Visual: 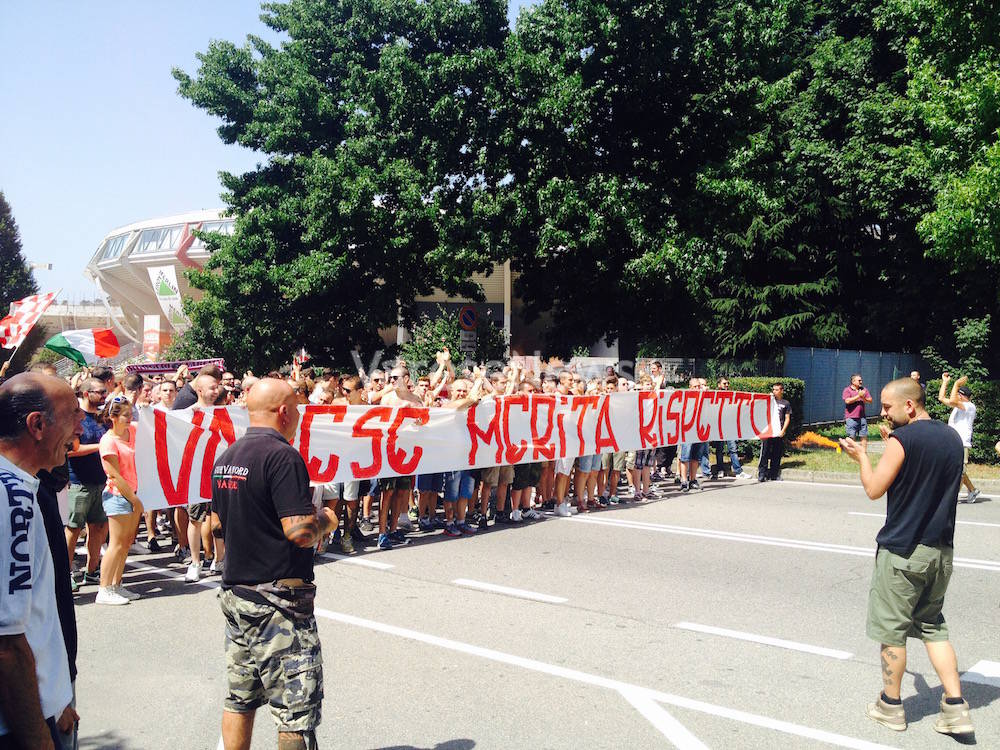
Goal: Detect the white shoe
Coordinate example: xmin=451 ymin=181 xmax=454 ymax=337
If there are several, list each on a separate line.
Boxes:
xmin=96 ymin=587 xmax=129 ymax=606
xmin=510 ymin=509 xmax=523 ymax=522
xmin=555 ymin=502 xmax=571 ymax=517
xmin=735 ymin=472 xmax=752 ymax=480
xmin=185 ymin=562 xmax=202 ymax=582
xmin=396 ymin=515 xmax=413 ymax=530
xmin=568 ymin=504 xmax=579 ymax=515
xmin=115 ymin=584 xmax=140 ymax=601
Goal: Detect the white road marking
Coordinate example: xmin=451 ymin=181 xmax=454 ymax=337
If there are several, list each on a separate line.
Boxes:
xmin=314 ymin=607 xmax=898 ymax=750
xmin=619 ymin=687 xmax=709 ymax=750
xmin=125 ymin=560 xmax=220 ymax=588
xmin=569 ymin=515 xmax=1000 ymax=571
xmin=452 ymin=578 xmax=567 ymax=603
xmin=963 ymin=660 xmax=1000 ymax=688
xmin=319 ymin=551 xmax=394 ymax=570
xmin=674 ymin=622 xmax=852 ymax=660
xmin=769 ymin=479 xmax=866 ymax=490
xmin=849 ymin=511 xmax=1000 ymax=529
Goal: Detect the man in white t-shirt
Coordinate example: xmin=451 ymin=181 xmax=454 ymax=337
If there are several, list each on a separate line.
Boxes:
xmin=0 ymin=373 xmax=83 ymax=748
xmin=938 ymin=373 xmax=980 ymax=503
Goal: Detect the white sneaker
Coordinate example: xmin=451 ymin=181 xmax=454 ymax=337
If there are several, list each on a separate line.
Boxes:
xmin=523 ymin=508 xmax=541 ymax=520
xmin=185 ymin=562 xmax=202 ymax=582
xmin=96 ymin=587 xmax=129 ymax=606
xmin=210 ymin=557 xmax=218 ymax=574
xmin=510 ymin=508 xmax=523 ymax=522
xmin=735 ymin=472 xmax=752 ymax=480
xmin=396 ymin=515 xmax=413 ymax=530
xmin=555 ymin=502 xmax=571 ymax=517
xmin=568 ymin=504 xmax=579 ymax=515
xmin=115 ymin=584 xmax=140 ymax=601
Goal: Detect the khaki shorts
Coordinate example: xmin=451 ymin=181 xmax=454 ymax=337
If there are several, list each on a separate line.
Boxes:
xmin=481 ymin=465 xmax=514 ymax=487
xmin=867 ymin=545 xmax=953 ymax=647
xmin=600 ymin=451 xmax=627 ymax=472
xmin=220 ymin=588 xmax=323 ymax=732
xmin=67 ymin=483 xmax=107 ymax=528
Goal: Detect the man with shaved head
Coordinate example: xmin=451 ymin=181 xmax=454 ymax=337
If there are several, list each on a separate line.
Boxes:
xmin=0 ymin=373 xmax=83 ymax=747
xmin=840 ymin=377 xmax=973 ymax=736
xmin=211 ymin=378 xmax=336 ymax=750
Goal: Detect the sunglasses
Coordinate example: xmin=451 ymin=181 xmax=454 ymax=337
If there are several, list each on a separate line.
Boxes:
xmin=389 ymin=375 xmax=401 ymax=382
xmin=373 ymin=378 xmax=385 ymax=383
xmin=89 ymin=389 xmax=108 ymax=395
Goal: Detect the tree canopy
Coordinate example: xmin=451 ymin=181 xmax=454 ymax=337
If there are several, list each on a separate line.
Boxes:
xmin=174 ymin=0 xmax=1000 ymax=372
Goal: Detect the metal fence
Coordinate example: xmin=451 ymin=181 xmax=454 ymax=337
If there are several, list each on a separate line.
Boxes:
xmin=784 ymin=347 xmax=927 ymax=425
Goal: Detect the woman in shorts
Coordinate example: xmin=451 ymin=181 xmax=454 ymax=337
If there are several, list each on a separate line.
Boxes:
xmin=97 ymin=397 xmax=143 ymax=605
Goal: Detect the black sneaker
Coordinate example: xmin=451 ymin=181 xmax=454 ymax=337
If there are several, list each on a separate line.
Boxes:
xmin=147 ymin=538 xmax=162 ymax=553
xmin=681 ymin=482 xmax=690 ymax=493
xmin=477 ymin=514 xmax=489 ymax=530
xmin=542 ymin=500 xmax=556 ymax=511
xmin=495 ymin=511 xmax=511 ymax=524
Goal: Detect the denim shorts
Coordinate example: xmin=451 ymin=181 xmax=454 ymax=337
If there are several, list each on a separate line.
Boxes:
xmin=416 ymin=473 xmax=445 ymax=493
xmin=443 ymin=470 xmax=476 ymax=502
xmin=101 ymin=491 xmax=134 ymax=517
xmin=679 ymin=442 xmax=707 ymax=462
xmin=845 ymin=417 xmax=868 ymax=438
xmin=577 ymin=454 xmax=601 ymax=473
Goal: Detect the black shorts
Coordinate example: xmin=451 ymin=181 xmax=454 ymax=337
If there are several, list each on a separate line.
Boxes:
xmin=188 ymin=502 xmax=211 ymax=522
xmin=512 ymin=462 xmax=542 ymax=491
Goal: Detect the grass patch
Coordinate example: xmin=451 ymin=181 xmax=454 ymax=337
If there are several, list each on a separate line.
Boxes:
xmin=746 ymin=447 xmax=1000 ymax=479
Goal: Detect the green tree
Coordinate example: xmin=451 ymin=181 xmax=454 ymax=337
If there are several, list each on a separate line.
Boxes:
xmin=398 ymin=305 xmax=507 ymax=371
xmin=0 ymin=191 xmax=38 ymax=322
xmin=173 ymin=0 xmax=508 ymax=373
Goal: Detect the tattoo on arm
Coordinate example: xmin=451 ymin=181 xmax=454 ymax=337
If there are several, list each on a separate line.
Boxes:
xmin=281 ymin=515 xmax=320 ymax=548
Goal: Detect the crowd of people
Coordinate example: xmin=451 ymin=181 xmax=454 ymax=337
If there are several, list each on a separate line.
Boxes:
xmin=15 ymin=353 xmax=793 ymax=609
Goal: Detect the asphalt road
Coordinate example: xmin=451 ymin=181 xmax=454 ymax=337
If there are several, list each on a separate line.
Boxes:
xmin=71 ymin=477 xmax=999 ymax=749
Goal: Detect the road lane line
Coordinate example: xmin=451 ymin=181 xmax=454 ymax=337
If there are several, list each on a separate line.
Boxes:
xmin=674 ymin=622 xmax=852 ymax=660
xmin=569 ymin=516 xmax=1000 ymax=571
xmin=452 ymin=578 xmax=567 ymax=603
xmin=849 ymin=511 xmax=1000 ymax=529
xmin=964 ymin=660 xmax=1000 ymax=688
xmin=619 ymin=687 xmax=709 ymax=750
xmin=319 ymin=551 xmax=394 ymax=570
xmin=125 ymin=560 xmax=221 ymax=588
xmin=313 ymin=607 xmax=898 ymax=750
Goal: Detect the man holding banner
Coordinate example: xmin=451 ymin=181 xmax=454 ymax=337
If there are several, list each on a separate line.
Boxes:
xmin=212 ymin=378 xmax=336 ymax=750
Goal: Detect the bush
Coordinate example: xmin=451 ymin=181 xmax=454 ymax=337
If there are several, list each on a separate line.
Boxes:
xmin=925 ymin=378 xmax=999 ymax=463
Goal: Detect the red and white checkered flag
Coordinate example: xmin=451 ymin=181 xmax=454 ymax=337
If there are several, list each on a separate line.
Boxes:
xmin=0 ymin=291 xmax=59 ymax=349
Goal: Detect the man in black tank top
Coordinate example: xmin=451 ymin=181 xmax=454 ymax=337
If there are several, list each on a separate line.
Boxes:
xmin=840 ymin=377 xmax=974 ymax=736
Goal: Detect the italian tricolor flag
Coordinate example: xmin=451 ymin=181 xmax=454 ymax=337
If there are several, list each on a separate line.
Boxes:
xmin=45 ymin=328 xmax=121 ymax=366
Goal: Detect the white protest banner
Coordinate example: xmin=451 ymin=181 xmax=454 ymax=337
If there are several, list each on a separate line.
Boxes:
xmin=147 ymin=266 xmax=191 ymax=332
xmin=134 ymin=390 xmax=778 ymax=509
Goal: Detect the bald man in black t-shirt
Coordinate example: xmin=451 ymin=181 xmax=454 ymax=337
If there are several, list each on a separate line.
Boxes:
xmin=211 ymin=378 xmax=336 ymax=750
xmin=840 ymin=378 xmax=973 ymax=736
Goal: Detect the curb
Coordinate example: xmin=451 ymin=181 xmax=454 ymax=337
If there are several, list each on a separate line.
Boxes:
xmin=776 ymin=468 xmax=1000 ymax=494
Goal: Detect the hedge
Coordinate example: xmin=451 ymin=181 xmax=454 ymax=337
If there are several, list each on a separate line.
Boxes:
xmin=925 ymin=378 xmax=999 ymax=464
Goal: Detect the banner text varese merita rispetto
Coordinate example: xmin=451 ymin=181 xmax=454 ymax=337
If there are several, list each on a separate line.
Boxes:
xmin=134 ymin=390 xmax=780 ymax=509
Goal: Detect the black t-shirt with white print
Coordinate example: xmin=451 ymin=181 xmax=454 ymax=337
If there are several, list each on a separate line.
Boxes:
xmin=212 ymin=427 xmax=315 ymax=586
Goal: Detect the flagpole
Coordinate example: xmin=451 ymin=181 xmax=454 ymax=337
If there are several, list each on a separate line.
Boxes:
xmin=0 ymin=343 xmax=21 ymax=378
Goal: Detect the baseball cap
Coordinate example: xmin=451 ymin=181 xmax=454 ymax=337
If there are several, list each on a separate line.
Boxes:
xmin=958 ymin=386 xmax=972 ymax=398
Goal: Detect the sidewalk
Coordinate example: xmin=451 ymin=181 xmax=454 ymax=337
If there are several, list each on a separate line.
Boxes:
xmin=774 ymin=467 xmax=1000 ymax=494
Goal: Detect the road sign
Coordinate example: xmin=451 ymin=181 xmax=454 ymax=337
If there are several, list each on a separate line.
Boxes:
xmin=458 ymin=305 xmax=477 ymax=331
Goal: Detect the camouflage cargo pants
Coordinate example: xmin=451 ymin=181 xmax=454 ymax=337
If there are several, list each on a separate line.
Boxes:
xmin=219 ymin=588 xmax=324 ymax=732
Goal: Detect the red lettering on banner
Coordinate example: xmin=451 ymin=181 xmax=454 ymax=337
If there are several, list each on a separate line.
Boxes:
xmin=502 ymin=395 xmax=529 ymax=464
xmin=194 ymin=409 xmax=237 ymax=499
xmin=664 ymin=390 xmax=682 ymax=443
xmin=153 ymin=410 xmax=204 ymax=506
xmin=695 ymin=391 xmax=714 ymax=442
xmin=350 ymin=407 xmax=391 ymax=478
xmin=680 ymin=391 xmax=700 ymax=442
xmin=734 ymin=392 xmax=753 ymax=438
xmin=571 ymin=395 xmax=599 ymax=453
xmin=749 ymin=393 xmax=773 ymax=438
xmin=530 ymin=395 xmax=557 ymax=460
xmin=638 ymin=392 xmax=657 ymax=447
xmin=594 ymin=396 xmax=620 ymax=453
xmin=387 ymin=407 xmax=429 ymax=474
xmin=715 ymin=391 xmax=734 ymax=437
xmin=299 ymin=404 xmax=347 ymax=482
xmin=467 ymin=400 xmax=503 ymax=465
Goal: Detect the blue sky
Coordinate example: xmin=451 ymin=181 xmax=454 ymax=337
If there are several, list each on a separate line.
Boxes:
xmin=0 ymin=1 xmax=531 ymax=302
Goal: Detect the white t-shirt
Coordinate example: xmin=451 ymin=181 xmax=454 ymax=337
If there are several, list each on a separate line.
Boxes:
xmin=948 ymin=401 xmax=976 ymax=447
xmin=0 ymin=455 xmax=72 ymax=734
